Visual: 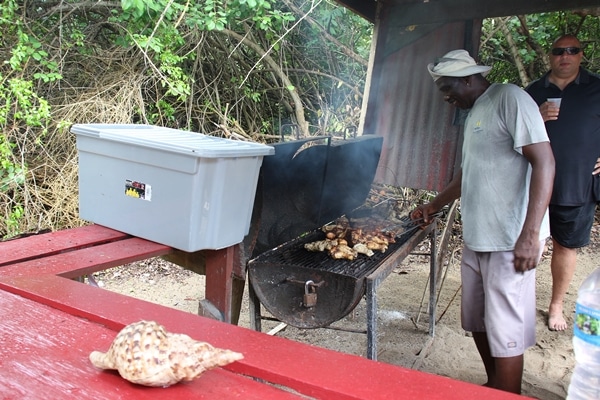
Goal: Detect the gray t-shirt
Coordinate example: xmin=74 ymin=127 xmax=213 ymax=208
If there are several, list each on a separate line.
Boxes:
xmin=461 ymin=83 xmax=550 ymax=251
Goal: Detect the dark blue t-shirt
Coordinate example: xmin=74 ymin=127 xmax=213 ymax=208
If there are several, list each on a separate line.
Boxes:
xmin=526 ymin=68 xmax=600 ymax=205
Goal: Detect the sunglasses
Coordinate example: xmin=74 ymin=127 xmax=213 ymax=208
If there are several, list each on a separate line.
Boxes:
xmin=551 ymin=47 xmax=581 ymax=56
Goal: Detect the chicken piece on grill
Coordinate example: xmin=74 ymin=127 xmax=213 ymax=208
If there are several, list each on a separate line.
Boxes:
xmin=366 ymin=240 xmax=388 ymax=252
xmin=306 ymin=212 xmax=402 ymax=259
xmin=329 ymin=243 xmax=358 ymax=260
xmin=350 ymin=229 xmax=365 ymax=245
xmin=350 ymin=229 xmax=389 ymax=253
xmin=353 ymin=243 xmax=375 ymax=257
xmin=304 ymin=239 xmax=336 ymax=252
xmin=305 ymin=237 xmax=350 ymax=252
xmin=322 ymin=217 xmax=350 ymax=239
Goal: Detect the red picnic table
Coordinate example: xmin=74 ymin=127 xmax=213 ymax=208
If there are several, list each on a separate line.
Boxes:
xmin=0 ymin=225 xmax=529 ymax=399
xmin=0 ymin=224 xmax=245 ymax=323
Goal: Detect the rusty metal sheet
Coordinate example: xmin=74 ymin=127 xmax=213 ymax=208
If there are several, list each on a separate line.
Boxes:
xmin=362 ymin=20 xmax=482 ymax=191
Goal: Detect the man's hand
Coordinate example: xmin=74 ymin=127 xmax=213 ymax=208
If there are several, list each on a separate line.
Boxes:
xmin=539 ymin=101 xmax=560 ymax=122
xmin=410 ymin=204 xmax=438 ymax=227
xmin=513 ymin=236 xmax=541 ymax=273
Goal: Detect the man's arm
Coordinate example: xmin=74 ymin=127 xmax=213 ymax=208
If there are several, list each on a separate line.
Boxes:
xmin=514 ymin=141 xmax=555 ymax=272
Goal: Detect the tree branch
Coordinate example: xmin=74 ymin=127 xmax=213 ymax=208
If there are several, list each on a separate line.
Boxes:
xmin=31 ymin=0 xmax=121 ymax=18
xmin=220 ymin=28 xmax=310 ymax=137
xmin=496 ymin=17 xmax=530 ymax=87
xmin=280 ymin=0 xmax=368 ymax=68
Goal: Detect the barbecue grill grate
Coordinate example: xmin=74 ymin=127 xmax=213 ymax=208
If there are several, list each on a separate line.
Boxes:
xmin=250 ymin=216 xmax=420 ymax=279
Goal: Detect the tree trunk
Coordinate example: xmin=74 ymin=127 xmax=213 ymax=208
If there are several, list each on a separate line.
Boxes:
xmin=496 ymin=17 xmax=530 ymax=87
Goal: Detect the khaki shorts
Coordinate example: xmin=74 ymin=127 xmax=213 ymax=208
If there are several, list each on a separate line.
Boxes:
xmin=460 ymin=243 xmax=542 ymax=358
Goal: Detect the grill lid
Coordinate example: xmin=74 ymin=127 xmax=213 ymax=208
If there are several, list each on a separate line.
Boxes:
xmin=251 ymin=135 xmax=383 ymax=257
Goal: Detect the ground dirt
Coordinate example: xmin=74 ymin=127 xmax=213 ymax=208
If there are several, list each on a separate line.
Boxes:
xmin=92 ymin=216 xmax=600 ymax=400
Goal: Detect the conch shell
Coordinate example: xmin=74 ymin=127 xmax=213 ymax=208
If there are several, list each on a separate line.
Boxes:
xmin=89 ymin=320 xmax=244 ymax=387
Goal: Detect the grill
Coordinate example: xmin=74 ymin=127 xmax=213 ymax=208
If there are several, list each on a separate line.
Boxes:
xmin=246 ymin=135 xmax=439 ymax=360
xmin=251 ymin=217 xmax=418 ymax=276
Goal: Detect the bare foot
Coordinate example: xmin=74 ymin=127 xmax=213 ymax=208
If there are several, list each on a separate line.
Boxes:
xmin=548 ymin=304 xmax=568 ymax=331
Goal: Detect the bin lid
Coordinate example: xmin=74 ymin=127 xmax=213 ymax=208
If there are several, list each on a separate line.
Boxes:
xmin=71 ymin=124 xmax=274 ymax=158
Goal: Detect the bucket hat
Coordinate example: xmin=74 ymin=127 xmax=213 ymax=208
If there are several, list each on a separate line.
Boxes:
xmin=427 ymin=49 xmax=491 ymax=81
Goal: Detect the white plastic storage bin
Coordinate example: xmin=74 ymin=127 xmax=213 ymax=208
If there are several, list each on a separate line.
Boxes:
xmin=72 ymin=124 xmax=274 ymax=251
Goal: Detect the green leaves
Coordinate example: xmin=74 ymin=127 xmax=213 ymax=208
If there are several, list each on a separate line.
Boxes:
xmin=5 ymin=78 xmax=50 ymax=128
xmin=157 ymin=50 xmax=191 ymax=98
xmin=181 ymin=0 xmax=293 ymax=32
xmin=108 ymin=0 xmax=298 ymax=103
xmin=121 ymin=0 xmax=149 ymax=20
xmin=6 ymin=26 xmax=63 ymax=85
xmin=4 ymin=204 xmax=24 ymax=238
xmin=0 ymin=68 xmax=50 ymax=234
xmin=0 ymin=158 xmax=25 ymax=191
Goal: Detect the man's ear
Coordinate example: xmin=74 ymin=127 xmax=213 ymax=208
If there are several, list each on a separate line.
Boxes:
xmin=463 ymin=76 xmax=471 ymax=87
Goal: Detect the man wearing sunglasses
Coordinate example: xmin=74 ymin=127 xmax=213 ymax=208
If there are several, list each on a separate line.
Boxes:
xmin=526 ymin=34 xmax=600 ymax=332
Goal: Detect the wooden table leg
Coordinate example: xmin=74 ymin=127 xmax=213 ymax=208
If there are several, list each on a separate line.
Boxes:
xmin=203 ymin=246 xmax=239 ymax=324
xmin=163 ymin=244 xmax=245 ymax=325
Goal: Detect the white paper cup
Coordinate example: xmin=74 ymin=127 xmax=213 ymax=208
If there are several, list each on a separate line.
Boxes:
xmin=547 ymin=98 xmax=562 ymax=109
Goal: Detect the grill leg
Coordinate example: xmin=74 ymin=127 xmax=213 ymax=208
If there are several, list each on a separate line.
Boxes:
xmin=428 ymin=225 xmax=437 ymax=337
xmin=366 ymin=277 xmax=378 ymax=360
xmin=248 ymin=277 xmax=262 ymax=332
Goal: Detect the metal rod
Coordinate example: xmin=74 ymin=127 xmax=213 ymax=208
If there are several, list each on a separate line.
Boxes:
xmin=321 ymin=325 xmax=367 ymax=334
xmin=366 ymin=275 xmax=377 ymax=360
xmin=316 ymin=136 xmax=333 ymax=225
xmin=429 ymin=223 xmax=438 ymax=337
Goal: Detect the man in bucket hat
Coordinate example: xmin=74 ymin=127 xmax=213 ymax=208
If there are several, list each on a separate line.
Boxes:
xmin=412 ymin=49 xmax=555 ymax=394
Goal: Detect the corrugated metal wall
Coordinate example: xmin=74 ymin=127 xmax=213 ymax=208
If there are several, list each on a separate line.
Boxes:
xmin=362 ymin=16 xmax=482 ymax=192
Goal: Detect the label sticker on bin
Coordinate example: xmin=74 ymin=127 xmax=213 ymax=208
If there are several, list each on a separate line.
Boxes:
xmin=125 ymin=179 xmax=151 ymax=201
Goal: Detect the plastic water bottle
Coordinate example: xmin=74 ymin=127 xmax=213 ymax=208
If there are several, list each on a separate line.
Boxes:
xmin=567 ymin=267 xmax=600 ymax=399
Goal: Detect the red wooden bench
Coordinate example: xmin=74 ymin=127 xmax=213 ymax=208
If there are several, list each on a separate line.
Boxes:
xmin=0 ymin=225 xmax=529 ymax=399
